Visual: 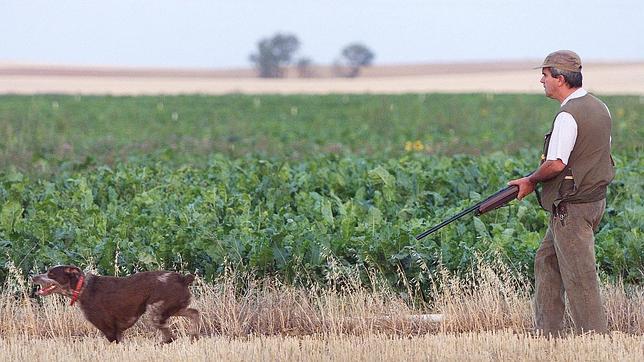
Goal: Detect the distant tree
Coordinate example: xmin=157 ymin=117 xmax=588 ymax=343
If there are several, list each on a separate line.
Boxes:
xmin=249 ymin=33 xmax=300 ymax=78
xmin=339 ymin=43 xmax=375 ymax=77
xmin=296 ymin=57 xmax=314 ymax=78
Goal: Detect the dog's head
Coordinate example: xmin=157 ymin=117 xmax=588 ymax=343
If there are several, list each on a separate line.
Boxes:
xmin=32 ymin=265 xmax=85 ymax=297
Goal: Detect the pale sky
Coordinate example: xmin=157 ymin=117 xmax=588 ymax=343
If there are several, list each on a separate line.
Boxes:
xmin=1 ymin=0 xmax=643 ymax=69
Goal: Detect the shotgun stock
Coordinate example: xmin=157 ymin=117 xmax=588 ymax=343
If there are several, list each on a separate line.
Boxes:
xmin=415 ymin=185 xmax=519 ymax=240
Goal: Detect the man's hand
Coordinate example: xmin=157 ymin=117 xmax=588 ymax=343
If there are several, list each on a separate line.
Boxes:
xmin=508 ymin=159 xmax=566 ymax=200
xmin=508 ymin=177 xmax=535 ymax=200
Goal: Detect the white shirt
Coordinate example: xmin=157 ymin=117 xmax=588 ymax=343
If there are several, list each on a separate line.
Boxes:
xmin=547 ymin=88 xmax=611 ymax=165
xmin=546 ymin=88 xmax=584 ymax=165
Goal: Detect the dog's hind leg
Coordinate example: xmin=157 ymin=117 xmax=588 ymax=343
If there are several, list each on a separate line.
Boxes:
xmin=175 ymin=307 xmax=200 ymax=340
xmin=153 ymin=315 xmax=175 ymax=344
xmin=148 ymin=303 xmax=174 ymax=343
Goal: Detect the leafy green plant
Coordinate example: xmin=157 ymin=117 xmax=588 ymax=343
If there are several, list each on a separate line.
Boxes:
xmin=1 ymin=154 xmax=640 ymax=289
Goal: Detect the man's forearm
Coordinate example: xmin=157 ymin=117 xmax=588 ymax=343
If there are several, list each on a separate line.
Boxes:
xmin=527 ymin=159 xmax=566 ymax=184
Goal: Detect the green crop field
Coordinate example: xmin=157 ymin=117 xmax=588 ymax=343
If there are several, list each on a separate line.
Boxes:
xmin=1 ymin=94 xmax=642 ymax=289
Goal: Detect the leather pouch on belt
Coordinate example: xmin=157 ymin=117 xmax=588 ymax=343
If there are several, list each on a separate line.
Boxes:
xmin=558 ymin=170 xmax=575 ymax=199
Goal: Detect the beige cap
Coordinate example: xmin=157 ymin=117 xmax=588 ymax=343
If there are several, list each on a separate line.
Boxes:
xmin=535 ymin=50 xmax=582 ymax=72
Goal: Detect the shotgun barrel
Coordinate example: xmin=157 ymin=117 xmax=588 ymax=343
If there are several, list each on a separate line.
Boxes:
xmin=415 ymin=185 xmax=519 ymax=240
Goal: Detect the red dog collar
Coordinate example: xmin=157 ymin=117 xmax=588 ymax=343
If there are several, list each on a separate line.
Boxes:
xmin=70 ymin=276 xmax=85 ymax=306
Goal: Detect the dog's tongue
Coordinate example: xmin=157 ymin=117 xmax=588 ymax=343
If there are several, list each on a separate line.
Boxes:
xmin=37 ymin=285 xmax=56 ymax=296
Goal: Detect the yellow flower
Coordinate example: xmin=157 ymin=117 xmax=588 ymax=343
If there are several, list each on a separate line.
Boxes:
xmin=413 ymin=140 xmax=424 ymax=151
xmin=404 ymin=141 xmax=413 ymax=152
xmin=616 ymin=108 xmax=625 ymax=118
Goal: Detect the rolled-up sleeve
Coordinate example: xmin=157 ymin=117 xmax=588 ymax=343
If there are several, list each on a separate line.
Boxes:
xmin=546 ymin=112 xmax=577 ymax=165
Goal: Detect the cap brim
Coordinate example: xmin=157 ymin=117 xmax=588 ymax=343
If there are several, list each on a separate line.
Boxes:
xmin=534 ymin=63 xmax=554 ymax=69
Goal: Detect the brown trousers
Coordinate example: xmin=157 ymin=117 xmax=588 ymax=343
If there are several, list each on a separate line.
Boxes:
xmin=534 ymin=198 xmax=608 ymax=335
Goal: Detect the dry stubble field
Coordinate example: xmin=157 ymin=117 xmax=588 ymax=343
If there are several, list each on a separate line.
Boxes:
xmin=1 ymin=262 xmax=642 ymax=361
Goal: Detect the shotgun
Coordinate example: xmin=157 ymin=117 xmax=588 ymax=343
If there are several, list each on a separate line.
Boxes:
xmin=415 ymin=185 xmax=519 ymax=240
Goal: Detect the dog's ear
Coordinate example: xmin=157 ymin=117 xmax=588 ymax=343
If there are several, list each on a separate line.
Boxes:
xmin=64 ymin=266 xmax=82 ymax=276
xmin=64 ymin=266 xmax=83 ymax=288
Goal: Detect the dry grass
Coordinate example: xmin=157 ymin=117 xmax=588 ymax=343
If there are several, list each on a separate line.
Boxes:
xmin=1 ymin=332 xmax=643 ymax=362
xmin=0 ymin=261 xmax=641 ymax=361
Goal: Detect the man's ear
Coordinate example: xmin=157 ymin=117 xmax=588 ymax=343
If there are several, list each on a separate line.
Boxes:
xmin=556 ymin=74 xmax=566 ymax=86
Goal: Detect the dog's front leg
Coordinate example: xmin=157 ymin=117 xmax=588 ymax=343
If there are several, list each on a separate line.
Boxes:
xmin=101 ymin=327 xmax=123 ymax=343
xmin=159 ymin=326 xmax=174 ymax=344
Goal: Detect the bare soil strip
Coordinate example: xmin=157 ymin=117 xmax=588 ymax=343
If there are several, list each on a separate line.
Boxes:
xmin=1 ymin=62 xmax=642 ymax=95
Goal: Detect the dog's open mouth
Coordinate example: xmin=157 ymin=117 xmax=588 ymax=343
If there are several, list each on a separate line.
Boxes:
xmin=37 ymin=284 xmax=57 ymax=296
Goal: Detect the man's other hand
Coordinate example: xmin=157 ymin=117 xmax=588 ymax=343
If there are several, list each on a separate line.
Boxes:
xmin=508 ymin=177 xmax=536 ymax=200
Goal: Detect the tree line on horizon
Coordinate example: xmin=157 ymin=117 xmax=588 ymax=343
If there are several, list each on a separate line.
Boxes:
xmin=249 ymin=33 xmax=375 ymax=78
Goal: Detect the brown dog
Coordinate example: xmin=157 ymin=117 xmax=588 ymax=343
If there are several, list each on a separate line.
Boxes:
xmin=32 ymin=265 xmax=200 ymax=343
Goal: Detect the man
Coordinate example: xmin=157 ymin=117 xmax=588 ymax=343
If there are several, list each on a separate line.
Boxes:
xmin=508 ymin=50 xmax=614 ymax=336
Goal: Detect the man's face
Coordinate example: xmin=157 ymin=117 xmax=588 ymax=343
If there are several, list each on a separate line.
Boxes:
xmin=540 ymin=67 xmax=560 ymax=99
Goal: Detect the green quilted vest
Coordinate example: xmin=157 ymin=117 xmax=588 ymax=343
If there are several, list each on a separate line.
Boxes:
xmin=539 ymin=93 xmax=615 ymax=212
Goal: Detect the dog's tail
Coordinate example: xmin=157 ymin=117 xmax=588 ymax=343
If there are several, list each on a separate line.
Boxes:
xmin=182 ymin=274 xmax=196 ymax=286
